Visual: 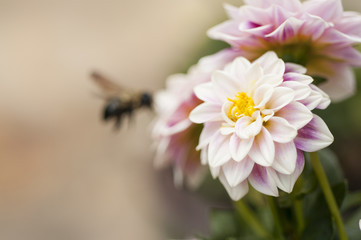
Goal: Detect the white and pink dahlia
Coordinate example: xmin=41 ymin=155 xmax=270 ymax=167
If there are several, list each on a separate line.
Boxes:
xmin=152 ymin=49 xmax=239 ymax=188
xmin=208 ymin=0 xmax=361 ymax=101
xmin=189 ymin=52 xmax=333 ymax=200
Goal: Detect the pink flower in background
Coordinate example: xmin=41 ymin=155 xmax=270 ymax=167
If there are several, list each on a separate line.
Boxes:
xmin=190 ymin=52 xmax=333 ymax=200
xmin=152 ymin=49 xmax=239 ymax=188
xmin=208 ymin=0 xmax=361 ymax=101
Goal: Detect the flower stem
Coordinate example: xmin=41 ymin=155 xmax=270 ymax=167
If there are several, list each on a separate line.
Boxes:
xmin=294 ymin=198 xmax=304 ymax=235
xmin=267 ymin=196 xmax=285 ymax=240
xmin=309 ymin=152 xmax=348 ymax=240
xmin=234 ymin=200 xmax=270 ymax=239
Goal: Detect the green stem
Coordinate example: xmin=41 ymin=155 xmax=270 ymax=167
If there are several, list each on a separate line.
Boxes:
xmin=267 ymin=196 xmax=285 ymax=240
xmin=234 ymin=200 xmax=270 ymax=239
xmin=294 ymin=198 xmax=304 ymax=235
xmin=310 ymin=152 xmax=348 ymax=240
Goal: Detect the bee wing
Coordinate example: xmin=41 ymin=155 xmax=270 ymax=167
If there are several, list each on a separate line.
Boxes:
xmin=91 ymin=71 xmax=130 ymax=97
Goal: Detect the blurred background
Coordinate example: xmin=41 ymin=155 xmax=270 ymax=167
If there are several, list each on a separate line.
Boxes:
xmin=0 ymin=0 xmax=360 ymax=239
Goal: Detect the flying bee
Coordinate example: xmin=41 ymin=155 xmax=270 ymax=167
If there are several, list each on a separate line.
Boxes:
xmin=91 ymin=72 xmax=152 ymax=129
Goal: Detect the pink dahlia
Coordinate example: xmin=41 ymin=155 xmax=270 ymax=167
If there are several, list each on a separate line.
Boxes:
xmin=152 ymin=49 xmax=239 ymax=188
xmin=208 ymin=0 xmax=361 ymax=101
xmin=189 ymin=52 xmax=333 ymax=200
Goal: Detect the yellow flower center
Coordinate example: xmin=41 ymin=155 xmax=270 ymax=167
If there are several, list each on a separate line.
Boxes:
xmin=227 ymin=92 xmax=255 ymax=122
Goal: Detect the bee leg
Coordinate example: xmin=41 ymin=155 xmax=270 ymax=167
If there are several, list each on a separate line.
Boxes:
xmin=114 ymin=114 xmax=122 ymax=130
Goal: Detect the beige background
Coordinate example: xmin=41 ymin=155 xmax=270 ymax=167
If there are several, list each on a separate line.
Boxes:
xmin=0 ymin=0 xmax=359 ymax=239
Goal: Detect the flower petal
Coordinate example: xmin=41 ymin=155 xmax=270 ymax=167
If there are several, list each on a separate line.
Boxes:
xmin=266 ymin=87 xmax=295 ymax=111
xmin=212 ymin=70 xmax=241 ymax=102
xmin=318 ymin=65 xmax=355 ymax=102
xmin=275 ymin=102 xmax=313 ymax=129
xmin=272 ymin=141 xmax=297 ymax=174
xmin=274 ymin=149 xmax=305 ymax=193
xmin=266 ymin=116 xmax=297 ymax=143
xmin=295 ymin=114 xmax=334 ymax=152
xmin=229 ymin=134 xmax=254 ymax=161
xmin=197 ymin=122 xmax=220 ymax=150
xmin=189 ymin=102 xmax=222 ymax=123
xmin=235 ymin=112 xmax=263 ymax=139
xmin=194 ymin=82 xmax=218 ymax=104
xmin=249 ymin=127 xmax=275 ymax=166
xmin=219 ymin=172 xmax=249 ymax=201
xmin=248 ymin=165 xmax=279 ymax=196
xmin=222 ymin=157 xmax=254 ymax=187
xmin=208 ymin=131 xmax=232 ymax=168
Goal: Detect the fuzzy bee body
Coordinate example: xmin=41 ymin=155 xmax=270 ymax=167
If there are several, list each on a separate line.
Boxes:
xmin=91 ymin=72 xmax=152 ymax=129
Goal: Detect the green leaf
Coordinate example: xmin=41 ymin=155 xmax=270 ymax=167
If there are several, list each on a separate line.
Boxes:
xmin=317 ymin=149 xmax=344 ymax=186
xmin=209 ymin=209 xmax=240 ymax=240
xmin=301 ymin=218 xmax=334 ymax=240
xmin=342 ymin=190 xmax=361 ymax=212
xmin=345 ymin=207 xmax=361 ymax=240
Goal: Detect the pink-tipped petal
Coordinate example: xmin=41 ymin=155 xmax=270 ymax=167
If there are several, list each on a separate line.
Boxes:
xmin=295 ymin=114 xmax=334 ymax=152
xmin=266 ymin=116 xmax=298 ymax=143
xmin=281 ymin=81 xmax=311 ymax=101
xmin=222 ymin=157 xmax=255 ymax=187
xmin=275 ymin=102 xmax=313 ymax=129
xmin=303 ymin=0 xmax=343 ymax=22
xmin=274 ymin=149 xmax=305 ymax=192
xmin=249 ymin=165 xmax=279 ymax=196
xmin=272 ymin=141 xmax=297 ymax=174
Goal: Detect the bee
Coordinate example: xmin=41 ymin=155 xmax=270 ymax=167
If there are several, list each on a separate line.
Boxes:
xmin=91 ymin=72 xmax=152 ymax=129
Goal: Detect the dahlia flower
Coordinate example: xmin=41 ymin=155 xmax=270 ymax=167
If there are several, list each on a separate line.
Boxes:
xmin=208 ymin=0 xmax=361 ymax=101
xmin=189 ymin=52 xmax=333 ymax=200
xmin=152 ymin=49 xmax=239 ymax=188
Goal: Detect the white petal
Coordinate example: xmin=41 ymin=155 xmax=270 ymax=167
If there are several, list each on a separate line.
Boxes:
xmin=219 ymin=172 xmax=249 ymax=201
xmin=212 ymin=71 xmax=240 ymax=102
xmin=248 ymin=165 xmax=279 ymax=197
xmin=200 ymin=147 xmax=208 ymax=165
xmin=254 ymin=51 xmax=285 ymax=78
xmin=285 ymin=63 xmax=307 ymax=74
xmin=224 ymin=57 xmax=251 ymax=83
xmin=295 ymin=114 xmax=334 ymax=152
xmin=281 ymin=81 xmax=311 ymax=101
xmin=210 ymin=165 xmax=220 ymax=179
xmin=266 ymin=87 xmax=295 ymax=111
xmin=266 ymin=117 xmax=297 ymax=143
xmin=222 ymin=157 xmax=254 ymax=187
xmin=248 ymin=127 xmax=275 ymax=167
xmin=194 ymin=82 xmax=219 ymax=104
xmin=245 ymin=63 xmax=263 ymax=94
xmin=272 ymin=142 xmax=297 ymax=174
xmin=189 ymin=103 xmax=222 ymax=123
xmin=274 ymin=149 xmax=305 ymax=193
xmin=197 ymin=122 xmax=220 ymax=150
xmin=283 ymin=72 xmax=313 ymax=84
xmin=208 ymin=131 xmax=231 ymax=168
xmin=229 ymin=134 xmax=254 ymax=162
xmin=235 ymin=112 xmax=263 ymax=139
xmin=310 ymin=85 xmax=331 ymax=109
xmin=253 ymin=84 xmax=274 ymax=108
xmin=275 ymin=102 xmax=313 ymax=129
